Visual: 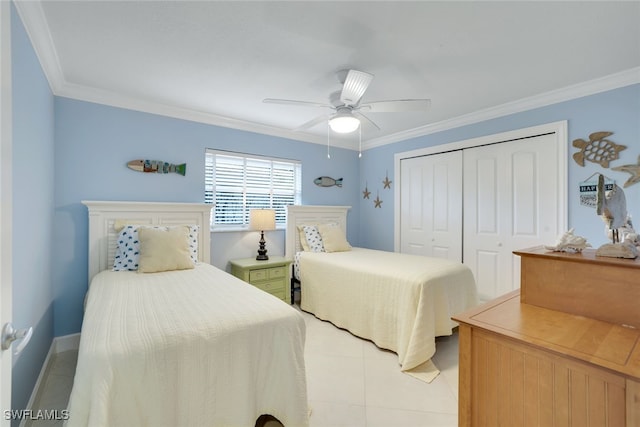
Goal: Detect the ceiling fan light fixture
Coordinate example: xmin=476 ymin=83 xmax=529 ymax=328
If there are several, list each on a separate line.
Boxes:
xmin=329 ymin=114 xmax=360 ymax=133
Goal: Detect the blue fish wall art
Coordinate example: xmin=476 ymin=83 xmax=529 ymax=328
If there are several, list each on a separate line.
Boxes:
xmin=314 ymin=176 xmax=343 ymax=187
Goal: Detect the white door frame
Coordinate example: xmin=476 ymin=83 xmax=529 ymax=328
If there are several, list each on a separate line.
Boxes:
xmin=0 ymin=0 xmax=13 ymax=422
xmin=394 ymin=121 xmax=568 ymax=252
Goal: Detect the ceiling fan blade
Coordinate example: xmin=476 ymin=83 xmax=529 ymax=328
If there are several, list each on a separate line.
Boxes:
xmin=353 ymin=112 xmax=380 ymax=131
xmin=340 ymin=70 xmax=374 ymax=106
xmin=359 ymin=99 xmax=431 ymax=113
xmin=293 ymin=115 xmax=329 ymax=132
xmin=263 ymin=98 xmax=331 ymax=109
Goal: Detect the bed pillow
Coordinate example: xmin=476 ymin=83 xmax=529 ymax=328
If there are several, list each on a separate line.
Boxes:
xmin=317 ymin=223 xmax=351 ymax=252
xmin=113 ymin=224 xmax=199 ymax=271
xmin=302 ymin=225 xmax=325 ymax=252
xmin=296 ymin=225 xmax=311 ymax=252
xmin=137 ymin=226 xmax=195 ymax=273
xmin=113 ymin=219 xmax=150 ymax=233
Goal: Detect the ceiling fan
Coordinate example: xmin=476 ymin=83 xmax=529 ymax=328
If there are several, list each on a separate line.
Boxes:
xmin=263 ymin=69 xmax=431 ymax=134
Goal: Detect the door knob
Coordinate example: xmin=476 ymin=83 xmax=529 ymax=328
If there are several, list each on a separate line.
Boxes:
xmin=1 ymin=323 xmax=33 ymax=355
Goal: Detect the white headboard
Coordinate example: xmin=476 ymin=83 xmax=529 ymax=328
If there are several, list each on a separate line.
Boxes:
xmin=285 ymin=205 xmax=351 ymax=259
xmin=82 ymin=201 xmax=213 ymax=282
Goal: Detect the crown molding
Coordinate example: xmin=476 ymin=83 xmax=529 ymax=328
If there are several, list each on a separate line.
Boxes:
xmin=55 ymin=81 xmax=356 ymax=148
xmin=363 ymin=67 xmax=640 ymax=151
xmin=15 ymin=2 xmax=639 ymax=153
xmin=13 ymin=1 xmax=65 ymax=93
xmin=55 ymin=81 xmax=365 ymax=150
xmin=55 ymin=67 xmax=640 ymax=153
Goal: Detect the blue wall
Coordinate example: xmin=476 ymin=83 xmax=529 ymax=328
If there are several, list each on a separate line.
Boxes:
xmin=359 ymin=84 xmax=640 ymax=251
xmin=53 ymin=98 xmax=360 ymax=336
xmin=11 ymin=2 xmax=55 ymax=416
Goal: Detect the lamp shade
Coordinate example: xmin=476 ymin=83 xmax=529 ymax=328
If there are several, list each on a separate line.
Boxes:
xmin=249 ymin=209 xmax=276 ymax=231
xmin=329 ymin=114 xmax=360 ymax=134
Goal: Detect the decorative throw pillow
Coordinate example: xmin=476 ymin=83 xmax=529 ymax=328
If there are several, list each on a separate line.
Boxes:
xmin=297 ymin=225 xmax=311 ymax=251
xmin=186 ymin=225 xmax=199 ymax=262
xmin=137 ymin=226 xmax=194 ymax=273
xmin=113 ymin=225 xmax=143 ymax=271
xmin=113 ymin=225 xmax=198 ymax=271
xmin=302 ymin=225 xmax=325 ymax=252
xmin=317 ymin=223 xmax=351 ymax=252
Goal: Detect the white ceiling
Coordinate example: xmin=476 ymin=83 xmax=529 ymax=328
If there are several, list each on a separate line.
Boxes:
xmin=16 ymin=1 xmax=640 ymax=149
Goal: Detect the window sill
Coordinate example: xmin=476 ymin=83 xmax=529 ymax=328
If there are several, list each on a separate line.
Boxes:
xmin=210 ymin=226 xmax=286 ymax=233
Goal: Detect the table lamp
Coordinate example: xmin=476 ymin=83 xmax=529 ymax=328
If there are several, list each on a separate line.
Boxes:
xmin=249 ymin=209 xmax=276 ymax=260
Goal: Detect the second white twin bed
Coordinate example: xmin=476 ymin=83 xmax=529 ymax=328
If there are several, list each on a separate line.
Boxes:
xmin=286 ymin=205 xmax=478 ymax=382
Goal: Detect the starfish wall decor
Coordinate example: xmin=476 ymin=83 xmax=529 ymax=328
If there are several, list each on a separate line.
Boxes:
xmin=383 ymin=171 xmax=392 ymax=189
xmin=362 ymin=182 xmax=371 ymax=199
xmin=374 ymin=191 xmax=383 ymax=208
xmin=612 ymin=155 xmax=640 ymax=188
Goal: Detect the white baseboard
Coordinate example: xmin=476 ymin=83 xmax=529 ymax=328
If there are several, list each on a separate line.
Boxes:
xmin=19 ymin=334 xmax=80 ymax=427
xmin=52 ymin=333 xmax=80 ymax=353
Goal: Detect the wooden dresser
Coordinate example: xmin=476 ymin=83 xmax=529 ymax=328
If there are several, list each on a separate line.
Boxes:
xmin=453 ymin=247 xmax=640 ymax=427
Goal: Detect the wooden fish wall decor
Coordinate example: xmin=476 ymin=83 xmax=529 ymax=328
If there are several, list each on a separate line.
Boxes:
xmin=314 ymin=176 xmax=343 ymax=187
xmin=127 ymin=160 xmax=186 ymax=176
xmin=572 ymin=132 xmax=626 ymax=168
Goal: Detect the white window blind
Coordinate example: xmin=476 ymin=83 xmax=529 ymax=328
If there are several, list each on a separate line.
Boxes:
xmin=205 ymin=150 xmax=301 ymax=228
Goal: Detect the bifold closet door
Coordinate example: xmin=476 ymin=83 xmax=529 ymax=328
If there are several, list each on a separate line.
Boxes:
xmin=400 ymin=151 xmax=463 ymax=262
xmin=463 ymin=134 xmax=560 ymax=301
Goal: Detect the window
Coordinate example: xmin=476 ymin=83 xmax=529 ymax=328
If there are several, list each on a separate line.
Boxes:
xmin=205 ymin=149 xmax=301 ymax=229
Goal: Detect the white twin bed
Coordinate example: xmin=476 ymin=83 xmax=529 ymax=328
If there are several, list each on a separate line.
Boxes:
xmin=286 ymin=205 xmax=478 ymax=382
xmin=66 ymin=201 xmax=309 ymax=427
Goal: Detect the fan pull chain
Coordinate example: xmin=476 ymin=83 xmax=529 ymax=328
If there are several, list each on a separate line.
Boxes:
xmin=358 ymin=125 xmax=362 ymax=158
xmin=326 ymin=118 xmax=331 ymax=159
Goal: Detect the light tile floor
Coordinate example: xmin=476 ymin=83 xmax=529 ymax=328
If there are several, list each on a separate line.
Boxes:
xmin=27 ymin=349 xmax=77 ymax=427
xmin=301 ymin=309 xmax=459 ymax=427
xmin=30 ymin=308 xmax=459 ymax=427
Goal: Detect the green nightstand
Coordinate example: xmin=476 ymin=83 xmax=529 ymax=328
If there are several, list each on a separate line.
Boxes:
xmin=230 ymin=256 xmax=292 ymax=303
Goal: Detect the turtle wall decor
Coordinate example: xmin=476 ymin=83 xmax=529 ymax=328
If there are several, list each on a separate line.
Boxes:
xmin=572 ymin=131 xmax=626 ymax=168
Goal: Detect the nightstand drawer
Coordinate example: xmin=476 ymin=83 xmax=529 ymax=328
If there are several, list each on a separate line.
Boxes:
xmin=268 ymin=266 xmax=286 ymax=279
xmin=254 ymin=280 xmax=285 ymax=294
xmin=264 ymin=287 xmax=286 ymax=301
xmin=249 ymin=266 xmax=286 ymax=282
xmin=249 ymin=269 xmax=269 ymax=282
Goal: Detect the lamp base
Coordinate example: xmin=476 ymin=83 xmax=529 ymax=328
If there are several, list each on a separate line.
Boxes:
xmin=256 ymin=230 xmax=269 ymax=261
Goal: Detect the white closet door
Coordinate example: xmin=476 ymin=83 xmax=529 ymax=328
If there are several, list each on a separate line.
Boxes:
xmin=400 ymin=151 xmax=463 ymax=261
xmin=463 ymin=134 xmax=560 ymax=301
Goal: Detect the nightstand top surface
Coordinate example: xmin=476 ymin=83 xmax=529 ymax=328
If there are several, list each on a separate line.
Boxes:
xmin=229 ymin=256 xmax=291 ymax=269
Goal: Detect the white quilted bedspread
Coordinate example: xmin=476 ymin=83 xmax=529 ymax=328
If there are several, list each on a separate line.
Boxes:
xmin=66 ymin=263 xmax=308 ymax=427
xmin=299 ymin=248 xmax=477 ymax=374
